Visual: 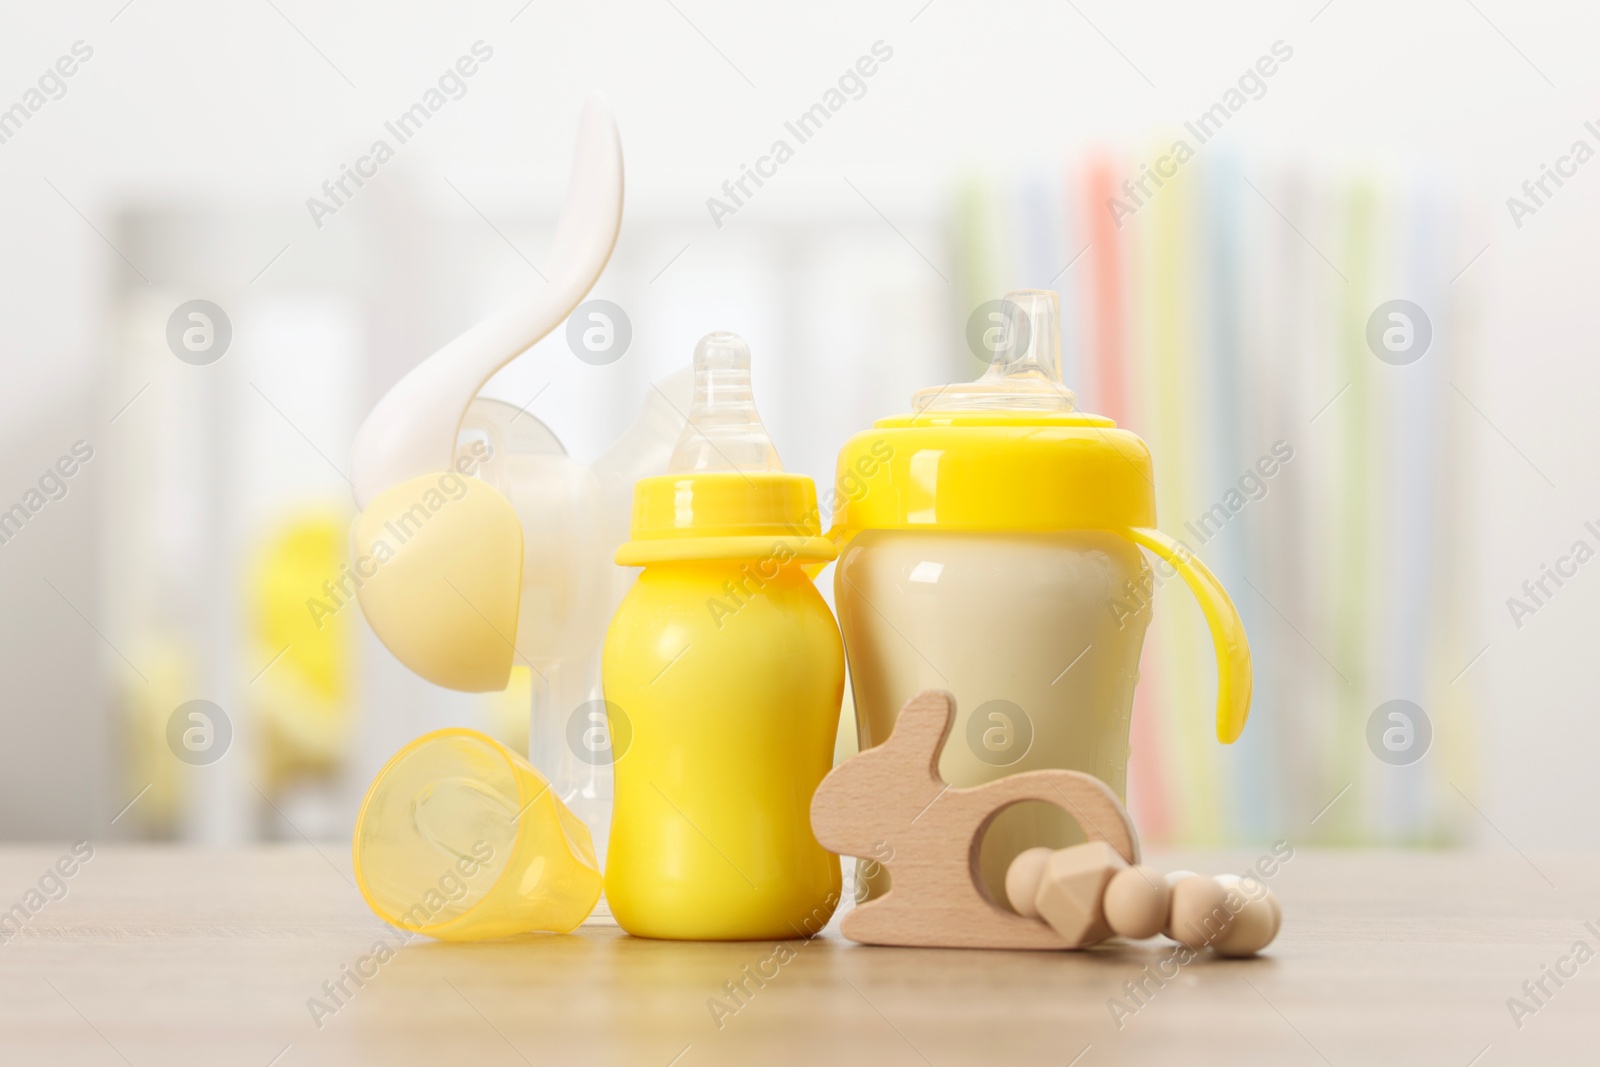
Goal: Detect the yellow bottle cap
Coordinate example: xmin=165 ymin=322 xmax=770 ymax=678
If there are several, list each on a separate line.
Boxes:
xmin=616 ymin=332 xmax=834 ymax=566
xmin=617 ymin=471 xmax=836 ymax=565
xmin=352 ymin=728 xmax=602 ymax=939
xmin=832 ymin=411 xmax=1156 ymax=534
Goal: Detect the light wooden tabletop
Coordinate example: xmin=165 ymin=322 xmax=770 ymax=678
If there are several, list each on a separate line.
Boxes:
xmin=0 ymin=845 xmax=1594 ymax=1065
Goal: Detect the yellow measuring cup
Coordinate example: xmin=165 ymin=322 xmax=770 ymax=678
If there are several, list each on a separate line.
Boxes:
xmin=352 ymin=728 xmax=602 ymax=939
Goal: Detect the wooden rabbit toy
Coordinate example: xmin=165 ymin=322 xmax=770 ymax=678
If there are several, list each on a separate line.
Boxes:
xmin=810 ymin=689 xmax=1140 ymax=950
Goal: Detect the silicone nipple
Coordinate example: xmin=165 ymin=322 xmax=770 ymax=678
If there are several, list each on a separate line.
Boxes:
xmin=914 ymin=289 xmax=1078 ymax=413
xmin=667 ymin=332 xmax=784 ymax=473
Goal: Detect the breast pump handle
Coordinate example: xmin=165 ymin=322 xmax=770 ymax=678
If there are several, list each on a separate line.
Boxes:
xmin=351 ymin=93 xmax=624 ymax=508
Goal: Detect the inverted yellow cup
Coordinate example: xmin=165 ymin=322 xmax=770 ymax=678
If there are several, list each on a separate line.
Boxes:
xmin=352 ymin=728 xmax=602 ymax=939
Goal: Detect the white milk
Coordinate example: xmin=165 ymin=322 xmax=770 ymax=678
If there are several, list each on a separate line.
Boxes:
xmin=836 ymin=528 xmax=1152 ymax=905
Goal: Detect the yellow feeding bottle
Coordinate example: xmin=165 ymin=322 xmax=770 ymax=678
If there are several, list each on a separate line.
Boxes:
xmin=827 ymin=289 xmax=1252 ymax=905
xmin=603 ymin=331 xmax=844 ymax=940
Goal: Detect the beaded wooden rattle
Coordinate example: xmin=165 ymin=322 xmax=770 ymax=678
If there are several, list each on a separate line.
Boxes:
xmin=810 ymin=689 xmax=1281 ymax=955
xmin=1007 ymin=845 xmax=1282 ymax=956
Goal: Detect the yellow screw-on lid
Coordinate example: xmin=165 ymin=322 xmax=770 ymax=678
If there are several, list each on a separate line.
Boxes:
xmin=831 ymin=410 xmax=1156 ymax=537
xmin=616 ymin=331 xmax=835 ymax=566
xmin=617 ymin=471 xmax=835 ymax=564
xmin=832 ymin=288 xmax=1154 ymax=536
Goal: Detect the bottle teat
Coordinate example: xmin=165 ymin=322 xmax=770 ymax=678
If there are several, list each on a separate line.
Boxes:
xmin=667 ymin=332 xmax=784 ymax=473
xmin=914 ymin=289 xmax=1077 ymax=413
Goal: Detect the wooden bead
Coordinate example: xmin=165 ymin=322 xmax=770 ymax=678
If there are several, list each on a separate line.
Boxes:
xmin=1102 ymin=865 xmax=1169 ymax=939
xmin=1164 ymin=874 xmax=1231 ymax=949
xmin=1033 ymin=841 xmax=1126 ymax=948
xmin=1213 ymin=874 xmax=1281 ymax=957
xmin=1004 ymin=847 xmax=1056 ymax=920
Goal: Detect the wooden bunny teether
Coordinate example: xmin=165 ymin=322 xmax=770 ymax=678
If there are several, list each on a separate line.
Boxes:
xmin=809 ymin=689 xmax=1138 ymax=950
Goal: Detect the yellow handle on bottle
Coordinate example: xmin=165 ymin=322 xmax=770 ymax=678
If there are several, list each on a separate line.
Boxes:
xmin=1122 ymin=526 xmax=1252 ymax=743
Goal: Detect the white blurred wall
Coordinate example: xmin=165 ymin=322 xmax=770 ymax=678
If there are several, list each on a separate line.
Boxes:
xmin=0 ymin=0 xmax=1595 ymax=848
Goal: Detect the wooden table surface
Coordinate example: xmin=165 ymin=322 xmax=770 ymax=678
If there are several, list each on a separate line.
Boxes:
xmin=0 ymin=845 xmax=1595 ymax=1065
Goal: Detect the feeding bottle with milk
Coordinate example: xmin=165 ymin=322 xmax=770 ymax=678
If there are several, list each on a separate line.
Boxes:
xmin=828 ymin=289 xmax=1252 ymax=905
